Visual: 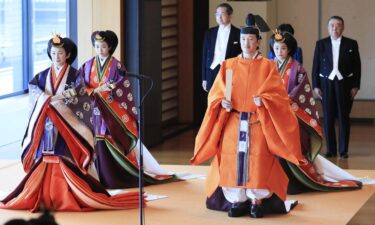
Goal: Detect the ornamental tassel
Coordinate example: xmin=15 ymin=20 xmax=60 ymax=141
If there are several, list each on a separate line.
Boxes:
xmin=236 ymin=112 xmax=250 ymax=186
xmin=93 ymin=107 xmax=102 ymax=135
xmin=43 ymin=117 xmax=54 ymax=154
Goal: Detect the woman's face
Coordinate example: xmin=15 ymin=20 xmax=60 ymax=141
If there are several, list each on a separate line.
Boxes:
xmin=273 ymin=41 xmax=289 ymax=61
xmin=240 ymin=33 xmax=260 ymax=55
xmin=95 ymin=41 xmax=111 ymax=58
xmin=50 ymin=46 xmax=68 ymax=66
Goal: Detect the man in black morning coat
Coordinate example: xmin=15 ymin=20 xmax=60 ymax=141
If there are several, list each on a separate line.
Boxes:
xmin=312 ymin=15 xmax=361 ymax=159
xmin=201 ymin=2 xmax=241 ymax=92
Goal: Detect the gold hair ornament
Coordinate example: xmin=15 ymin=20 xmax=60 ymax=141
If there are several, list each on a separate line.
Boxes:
xmin=95 ymin=33 xmax=105 ymax=42
xmin=51 ymin=32 xmax=64 ymax=47
xmin=273 ymin=29 xmax=285 ymax=42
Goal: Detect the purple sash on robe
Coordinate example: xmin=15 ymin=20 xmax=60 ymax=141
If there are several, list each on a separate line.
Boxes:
xmin=236 ymin=112 xmax=250 ymax=186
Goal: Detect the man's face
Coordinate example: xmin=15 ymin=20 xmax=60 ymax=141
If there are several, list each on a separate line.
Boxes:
xmin=240 ymin=33 xmax=259 ymax=55
xmin=328 ymin=18 xmax=344 ymax=40
xmin=215 ymin=7 xmax=231 ymax=26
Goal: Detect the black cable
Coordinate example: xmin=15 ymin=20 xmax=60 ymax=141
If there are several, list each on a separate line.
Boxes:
xmin=125 ymin=72 xmax=153 ymax=225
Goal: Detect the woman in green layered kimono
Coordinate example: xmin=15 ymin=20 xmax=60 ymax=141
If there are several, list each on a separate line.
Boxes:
xmin=269 ymin=30 xmax=362 ymax=193
xmin=0 ymin=35 xmax=142 ymax=212
xmin=78 ymin=30 xmax=178 ymax=189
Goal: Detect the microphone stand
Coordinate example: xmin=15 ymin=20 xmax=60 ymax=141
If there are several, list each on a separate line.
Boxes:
xmin=126 ymin=72 xmax=153 ymax=225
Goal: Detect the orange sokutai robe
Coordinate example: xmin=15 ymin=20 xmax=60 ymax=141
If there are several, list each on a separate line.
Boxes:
xmin=191 ymin=55 xmax=304 ymax=213
xmin=276 ymin=57 xmax=361 ymax=193
xmin=0 ymin=65 xmax=143 ymax=212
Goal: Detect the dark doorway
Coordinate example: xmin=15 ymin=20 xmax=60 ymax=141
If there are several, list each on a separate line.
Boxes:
xmin=193 ymin=0 xmax=209 ymax=126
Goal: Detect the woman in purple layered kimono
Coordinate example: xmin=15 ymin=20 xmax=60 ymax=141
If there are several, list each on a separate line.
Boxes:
xmin=0 ymin=35 xmax=142 ymax=212
xmin=269 ymin=30 xmax=362 ymax=193
xmin=78 ymin=30 xmax=178 ymax=189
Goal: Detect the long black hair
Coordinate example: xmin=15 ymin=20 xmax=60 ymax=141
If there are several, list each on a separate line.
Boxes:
xmin=269 ymin=31 xmax=297 ymax=57
xmin=91 ymin=30 xmax=119 ymax=55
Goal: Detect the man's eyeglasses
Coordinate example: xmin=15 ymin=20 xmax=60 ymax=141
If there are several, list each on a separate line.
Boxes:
xmin=215 ymin=12 xmax=227 ymax=17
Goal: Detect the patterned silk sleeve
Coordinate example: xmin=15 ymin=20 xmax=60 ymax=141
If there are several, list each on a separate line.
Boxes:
xmin=289 ymin=67 xmax=320 ymax=123
xmin=112 ymin=76 xmax=138 ymax=120
xmin=65 ymin=75 xmax=94 ymax=132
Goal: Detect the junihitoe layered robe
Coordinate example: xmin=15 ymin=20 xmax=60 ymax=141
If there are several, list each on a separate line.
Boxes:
xmin=0 ymin=64 xmax=142 ymax=212
xmin=79 ymin=56 xmax=178 ymax=189
xmin=276 ymin=57 xmax=361 ymax=193
xmin=191 ymin=55 xmax=304 ymax=213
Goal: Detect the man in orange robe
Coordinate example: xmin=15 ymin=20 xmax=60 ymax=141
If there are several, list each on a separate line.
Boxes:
xmin=191 ymin=14 xmax=304 ymax=218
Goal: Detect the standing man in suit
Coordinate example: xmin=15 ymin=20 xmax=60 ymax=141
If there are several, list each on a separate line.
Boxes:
xmin=202 ymin=3 xmax=241 ymax=92
xmin=312 ymin=16 xmax=361 ymax=159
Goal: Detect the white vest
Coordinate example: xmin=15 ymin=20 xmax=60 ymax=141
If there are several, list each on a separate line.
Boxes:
xmin=328 ymin=37 xmax=343 ymax=80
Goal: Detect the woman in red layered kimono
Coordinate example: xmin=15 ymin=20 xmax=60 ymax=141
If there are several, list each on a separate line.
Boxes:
xmin=78 ymin=30 xmax=178 ymax=189
xmin=269 ymin=30 xmax=362 ymax=193
xmin=0 ymin=35 xmax=141 ymax=212
xmin=191 ymin=14 xmax=305 ymax=219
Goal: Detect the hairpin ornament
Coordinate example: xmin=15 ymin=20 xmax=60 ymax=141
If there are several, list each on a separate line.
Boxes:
xmin=95 ymin=33 xmax=105 ymax=42
xmin=273 ymin=29 xmax=285 ymax=42
xmin=51 ymin=32 xmax=64 ymax=47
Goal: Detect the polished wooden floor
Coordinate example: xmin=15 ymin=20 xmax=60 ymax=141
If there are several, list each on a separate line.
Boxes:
xmin=0 ymin=94 xmax=374 ymax=224
xmin=151 ymin=121 xmax=375 ymax=170
xmin=150 ymin=121 xmax=375 ymax=225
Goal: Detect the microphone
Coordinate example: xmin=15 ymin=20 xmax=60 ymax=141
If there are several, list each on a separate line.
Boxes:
xmin=126 ymin=71 xmax=147 ymax=80
xmin=120 ymin=71 xmax=154 ymax=105
xmin=117 ymin=69 xmax=146 ymax=79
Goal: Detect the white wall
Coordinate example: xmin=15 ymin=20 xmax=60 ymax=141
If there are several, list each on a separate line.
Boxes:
xmin=209 ymin=0 xmax=375 ymax=100
xmin=77 ymin=0 xmax=121 ymax=66
xmin=276 ymin=0 xmax=319 ymax=86
xmin=321 ymin=0 xmax=375 ymax=100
